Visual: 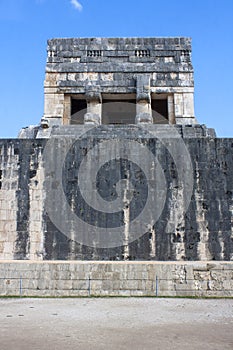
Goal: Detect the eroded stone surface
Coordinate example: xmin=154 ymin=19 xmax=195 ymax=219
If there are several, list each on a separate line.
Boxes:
xmin=0 ymin=128 xmax=232 ymax=261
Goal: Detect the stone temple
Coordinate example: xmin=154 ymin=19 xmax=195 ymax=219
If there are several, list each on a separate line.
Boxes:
xmin=0 ymin=38 xmax=233 ymax=297
xmin=21 ymin=37 xmax=201 ymax=136
xmin=43 ymin=37 xmax=196 ymax=127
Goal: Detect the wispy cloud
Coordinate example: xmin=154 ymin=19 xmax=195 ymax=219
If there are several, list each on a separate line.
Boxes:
xmin=70 ymin=0 xmax=83 ymax=12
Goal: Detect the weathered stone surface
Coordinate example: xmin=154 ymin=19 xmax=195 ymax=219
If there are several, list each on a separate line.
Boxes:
xmin=0 ymin=261 xmax=232 ymax=297
xmin=0 ymin=127 xmax=232 ymax=261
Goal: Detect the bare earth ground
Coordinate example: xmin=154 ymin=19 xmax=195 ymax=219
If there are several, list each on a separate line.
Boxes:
xmin=0 ymin=298 xmax=232 ymax=350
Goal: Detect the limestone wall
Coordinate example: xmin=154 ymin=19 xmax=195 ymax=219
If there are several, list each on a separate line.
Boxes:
xmin=0 ymin=261 xmax=232 ymax=297
xmin=0 ymin=125 xmax=232 ymax=262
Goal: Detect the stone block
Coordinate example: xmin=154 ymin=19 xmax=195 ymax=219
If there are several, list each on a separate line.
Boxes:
xmin=135 ymin=113 xmax=153 ymax=124
xmin=84 ymin=113 xmax=101 ymax=125
xmin=29 ymin=211 xmax=41 ymax=221
xmin=90 ymin=280 xmax=103 ymax=291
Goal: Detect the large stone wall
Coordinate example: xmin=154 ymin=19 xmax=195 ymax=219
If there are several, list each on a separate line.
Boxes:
xmin=0 ymin=261 xmax=232 ymax=297
xmin=0 ymin=125 xmax=232 ymax=262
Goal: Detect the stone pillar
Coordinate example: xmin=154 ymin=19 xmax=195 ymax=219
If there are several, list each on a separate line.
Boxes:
xmin=85 ymin=85 xmax=102 ymax=125
xmin=63 ymin=95 xmax=71 ymax=125
xmin=168 ymin=95 xmax=175 ymax=124
xmin=183 ymin=93 xmax=195 ymax=119
xmin=135 ymin=74 xmax=153 ymax=124
xmin=43 ymin=90 xmax=64 ymax=126
xmin=43 ymin=71 xmax=65 ymax=126
xmin=174 ymin=92 xmax=197 ymax=125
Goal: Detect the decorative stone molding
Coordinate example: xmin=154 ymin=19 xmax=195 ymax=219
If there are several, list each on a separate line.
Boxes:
xmin=136 ymin=74 xmax=151 ymax=103
xmin=85 ymin=85 xmax=102 ymax=103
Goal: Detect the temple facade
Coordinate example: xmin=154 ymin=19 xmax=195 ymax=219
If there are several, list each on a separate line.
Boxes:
xmin=42 ymin=37 xmax=196 ymax=128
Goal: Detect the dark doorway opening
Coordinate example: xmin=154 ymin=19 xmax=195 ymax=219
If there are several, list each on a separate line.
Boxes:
xmin=71 ymin=98 xmax=87 ymax=124
xmin=151 ymin=99 xmax=168 ymax=124
xmin=102 ymin=100 xmax=136 ymax=125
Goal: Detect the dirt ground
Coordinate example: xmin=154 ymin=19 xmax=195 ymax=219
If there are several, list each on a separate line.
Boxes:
xmin=0 ymin=298 xmax=232 ymax=350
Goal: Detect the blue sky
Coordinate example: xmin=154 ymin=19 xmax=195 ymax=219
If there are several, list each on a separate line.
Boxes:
xmin=0 ymin=0 xmax=232 ymax=138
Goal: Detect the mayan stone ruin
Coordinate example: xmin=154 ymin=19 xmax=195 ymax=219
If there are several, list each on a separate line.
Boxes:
xmin=0 ymin=37 xmax=232 ymax=296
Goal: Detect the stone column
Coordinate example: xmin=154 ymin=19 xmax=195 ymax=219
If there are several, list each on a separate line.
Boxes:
xmin=85 ymin=85 xmax=102 ymax=125
xmin=43 ymin=71 xmax=65 ymax=126
xmin=63 ymin=95 xmax=71 ymax=125
xmin=167 ymin=95 xmax=175 ymax=124
xmin=135 ymin=74 xmax=153 ymax=124
xmin=174 ymin=92 xmax=197 ymax=125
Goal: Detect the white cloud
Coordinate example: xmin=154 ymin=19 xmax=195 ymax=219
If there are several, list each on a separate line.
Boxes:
xmin=70 ymin=0 xmax=83 ymax=12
